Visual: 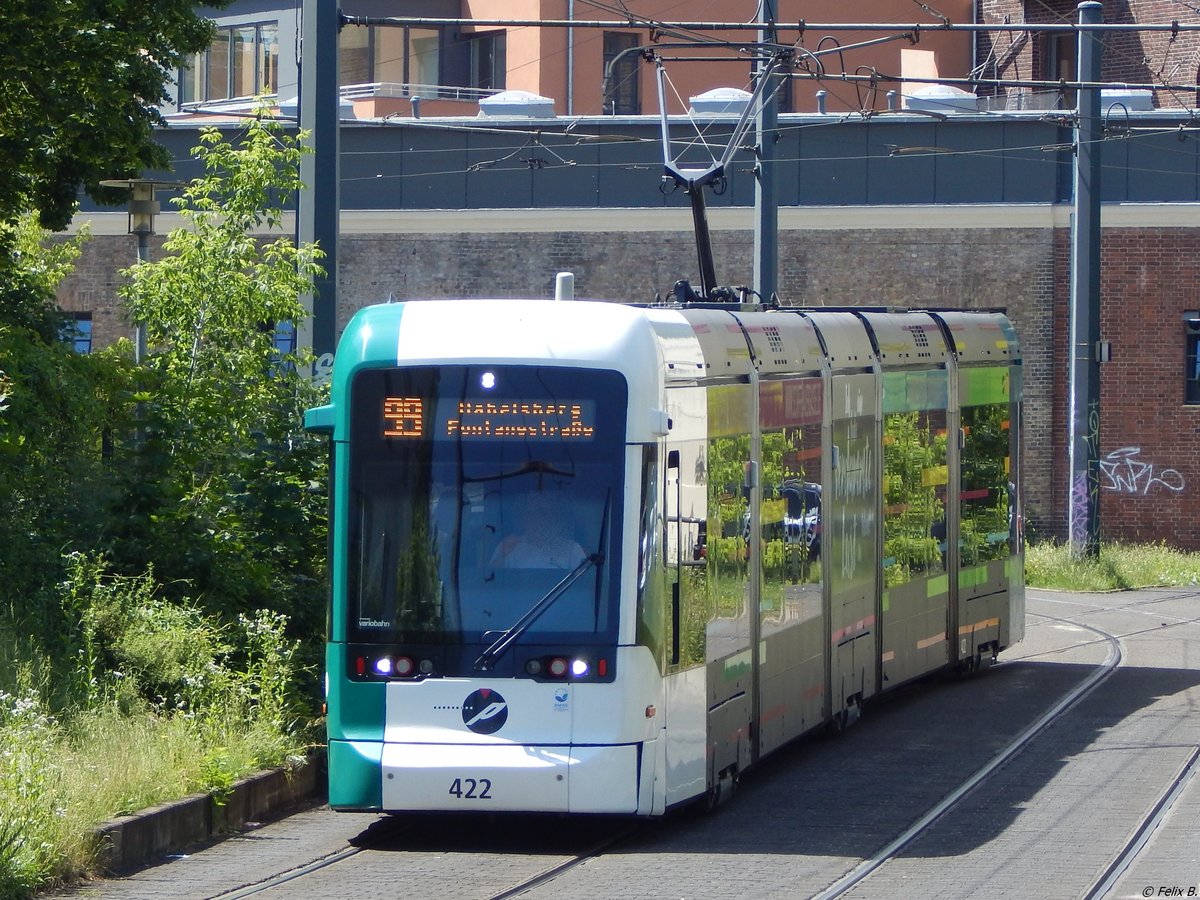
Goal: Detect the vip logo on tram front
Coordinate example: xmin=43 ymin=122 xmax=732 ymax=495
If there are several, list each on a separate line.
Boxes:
xmin=461 ymin=688 xmax=508 ymax=734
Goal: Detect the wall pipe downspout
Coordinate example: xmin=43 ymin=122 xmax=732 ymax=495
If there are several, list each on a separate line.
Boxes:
xmin=971 ymin=0 xmax=977 ymax=83
xmin=567 ymin=0 xmax=574 ymax=116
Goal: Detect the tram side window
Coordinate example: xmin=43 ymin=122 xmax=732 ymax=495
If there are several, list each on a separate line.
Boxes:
xmin=701 ymin=434 xmax=748 ymax=663
xmin=960 ymin=402 xmax=1013 ymax=566
xmin=881 ymin=409 xmax=948 ymax=587
xmin=758 ymin=426 xmax=822 ymax=628
xmin=1186 ymin=312 xmax=1200 ymax=405
xmin=636 ymin=446 xmax=667 ymax=668
xmin=665 ymin=441 xmax=709 ymax=670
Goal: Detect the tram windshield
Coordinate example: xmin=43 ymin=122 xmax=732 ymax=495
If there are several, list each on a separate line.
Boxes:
xmin=346 ymin=365 xmax=627 ymax=646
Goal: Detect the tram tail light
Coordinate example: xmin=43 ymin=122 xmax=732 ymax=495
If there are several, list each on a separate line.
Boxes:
xmin=525 ymin=655 xmax=609 ymax=680
xmin=356 ymin=653 xmax=430 ymax=679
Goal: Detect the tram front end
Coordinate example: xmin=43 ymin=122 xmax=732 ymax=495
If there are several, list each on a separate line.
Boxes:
xmin=308 ymin=301 xmax=671 ymax=816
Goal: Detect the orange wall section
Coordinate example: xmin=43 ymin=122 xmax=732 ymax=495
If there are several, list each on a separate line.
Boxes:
xmin=462 ymin=0 xmax=976 ymax=116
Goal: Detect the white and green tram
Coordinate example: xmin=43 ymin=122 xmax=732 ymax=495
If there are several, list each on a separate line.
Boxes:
xmin=305 ymin=298 xmax=1023 ymax=815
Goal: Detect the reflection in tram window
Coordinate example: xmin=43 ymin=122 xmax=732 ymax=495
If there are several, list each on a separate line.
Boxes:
xmin=960 ymin=402 xmax=1014 ymax=566
xmin=882 ymin=409 xmax=948 ymax=588
xmin=758 ymin=426 xmax=823 ymax=630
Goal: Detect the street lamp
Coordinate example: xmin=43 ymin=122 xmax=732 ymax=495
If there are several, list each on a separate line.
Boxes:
xmin=99 ymin=178 xmax=183 ymax=363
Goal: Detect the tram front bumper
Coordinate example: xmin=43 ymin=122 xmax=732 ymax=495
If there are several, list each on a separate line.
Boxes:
xmin=379 ymin=741 xmax=642 ymax=814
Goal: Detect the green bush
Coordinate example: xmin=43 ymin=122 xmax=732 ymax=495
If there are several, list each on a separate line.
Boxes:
xmin=0 ymin=115 xmax=325 ymax=898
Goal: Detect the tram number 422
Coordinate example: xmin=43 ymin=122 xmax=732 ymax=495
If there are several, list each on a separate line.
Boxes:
xmin=448 ymin=777 xmax=493 ymax=800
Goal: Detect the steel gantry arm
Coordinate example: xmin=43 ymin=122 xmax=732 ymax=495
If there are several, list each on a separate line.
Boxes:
xmin=654 ymin=50 xmax=785 ymax=302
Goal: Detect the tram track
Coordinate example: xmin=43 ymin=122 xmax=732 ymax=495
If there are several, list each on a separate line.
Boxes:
xmin=207 ymin=845 xmax=366 ymax=899
xmin=203 ymin=818 xmax=642 ymax=900
xmin=1083 ymin=744 xmax=1200 ymax=899
xmin=811 ymin=592 xmax=1200 ymax=899
xmin=812 ymin=612 xmax=1125 ymax=900
xmin=178 ymin=593 xmax=1200 ymax=900
xmin=485 ymin=824 xmax=643 ymax=900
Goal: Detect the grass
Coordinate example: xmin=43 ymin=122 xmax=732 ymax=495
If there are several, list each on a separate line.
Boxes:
xmin=0 ymin=693 xmax=311 ymax=899
xmin=1026 ymin=540 xmax=1200 ymax=592
xmin=0 ymin=556 xmax=316 ymax=900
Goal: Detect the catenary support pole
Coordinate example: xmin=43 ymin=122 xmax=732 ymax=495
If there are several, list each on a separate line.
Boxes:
xmin=1067 ymin=1 xmax=1104 ymax=557
xmin=754 ymin=1 xmax=779 ymax=305
xmin=298 ymin=0 xmax=341 ymax=379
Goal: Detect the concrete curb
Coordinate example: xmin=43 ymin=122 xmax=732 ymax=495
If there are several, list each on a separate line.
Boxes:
xmin=94 ymin=753 xmax=326 ymax=874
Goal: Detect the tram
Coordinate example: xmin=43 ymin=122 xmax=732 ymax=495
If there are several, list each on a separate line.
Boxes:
xmin=305 ymin=298 xmax=1023 ymax=815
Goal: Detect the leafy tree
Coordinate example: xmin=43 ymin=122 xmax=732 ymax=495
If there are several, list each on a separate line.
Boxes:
xmin=0 ymin=217 xmax=135 ymax=677
xmin=116 ymin=112 xmax=327 ymax=635
xmin=0 ymin=0 xmax=227 ymax=233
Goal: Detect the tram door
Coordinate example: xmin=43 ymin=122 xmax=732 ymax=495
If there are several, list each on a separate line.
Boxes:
xmin=700 ymin=383 xmax=755 ymax=786
xmin=660 ymin=384 xmax=710 ymax=806
xmin=756 ymin=376 xmax=826 ymax=754
xmin=826 ymin=370 xmax=881 ymax=719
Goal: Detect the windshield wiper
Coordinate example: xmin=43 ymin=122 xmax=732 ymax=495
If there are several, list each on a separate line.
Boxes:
xmin=464 ymin=459 xmax=576 ymax=483
xmin=473 ymin=552 xmax=603 ymax=672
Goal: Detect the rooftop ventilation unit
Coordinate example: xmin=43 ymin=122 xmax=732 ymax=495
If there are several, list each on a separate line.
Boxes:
xmin=904 ymin=84 xmax=980 ymax=114
xmin=1102 ymin=87 xmax=1154 ymax=111
xmin=478 ymin=90 xmax=556 ymax=118
xmin=688 ymin=87 xmax=753 ymax=116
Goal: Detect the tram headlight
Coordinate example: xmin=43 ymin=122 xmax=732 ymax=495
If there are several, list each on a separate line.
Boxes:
xmin=547 ymin=657 xmax=569 ymax=678
xmin=373 ymin=656 xmax=393 ymax=676
xmin=570 ymin=658 xmax=589 ymax=678
xmin=393 ymin=656 xmax=415 ymax=677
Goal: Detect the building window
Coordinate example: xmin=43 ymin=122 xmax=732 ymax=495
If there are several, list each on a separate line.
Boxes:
xmin=1186 ymin=312 xmax=1200 ymax=404
xmin=61 ymin=313 xmax=93 ymax=354
xmin=340 ymin=25 xmax=441 ymax=93
xmin=603 ymin=32 xmax=641 ymax=114
xmin=1039 ymin=31 xmax=1076 ymax=109
xmin=465 ymin=31 xmax=506 ymax=91
xmin=273 ymin=320 xmax=297 ymax=356
xmin=755 ymin=63 xmax=792 ymax=114
xmin=775 ymin=71 xmax=793 ymax=114
xmin=180 ymin=22 xmax=278 ymax=106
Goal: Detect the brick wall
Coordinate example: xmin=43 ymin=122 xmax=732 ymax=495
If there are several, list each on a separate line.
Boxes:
xmin=978 ymin=0 xmax=1200 ymax=110
xmin=55 ymin=221 xmax=1200 ymax=549
xmin=54 ymin=234 xmax=168 ymax=352
xmin=1049 ymin=228 xmax=1200 ymax=550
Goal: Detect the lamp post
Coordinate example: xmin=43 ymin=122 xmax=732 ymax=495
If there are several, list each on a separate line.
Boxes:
xmin=99 ymin=178 xmax=183 ymax=363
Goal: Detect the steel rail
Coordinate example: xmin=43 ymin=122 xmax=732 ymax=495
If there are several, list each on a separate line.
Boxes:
xmin=1084 ymin=744 xmax=1200 ymax=899
xmin=811 ymin=613 xmax=1125 ymax=900
xmin=208 ymin=845 xmax=365 ymax=899
xmin=486 ymin=824 xmax=642 ymax=900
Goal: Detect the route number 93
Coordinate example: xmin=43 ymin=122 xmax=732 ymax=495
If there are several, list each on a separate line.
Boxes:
xmin=448 ymin=777 xmax=493 ymax=800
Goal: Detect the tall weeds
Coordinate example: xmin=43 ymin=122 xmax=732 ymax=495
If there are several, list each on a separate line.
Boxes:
xmin=1026 ymin=541 xmax=1200 ymax=591
xmin=0 ymin=553 xmax=312 ymax=899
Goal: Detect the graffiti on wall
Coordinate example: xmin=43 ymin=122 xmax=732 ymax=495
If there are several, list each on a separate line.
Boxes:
xmin=1100 ymin=447 xmax=1186 ymax=495
xmin=1069 ymin=401 xmax=1101 ymax=549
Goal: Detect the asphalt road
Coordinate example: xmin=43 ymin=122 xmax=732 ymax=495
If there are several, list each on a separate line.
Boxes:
xmin=53 ymin=588 xmax=1200 ymax=900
